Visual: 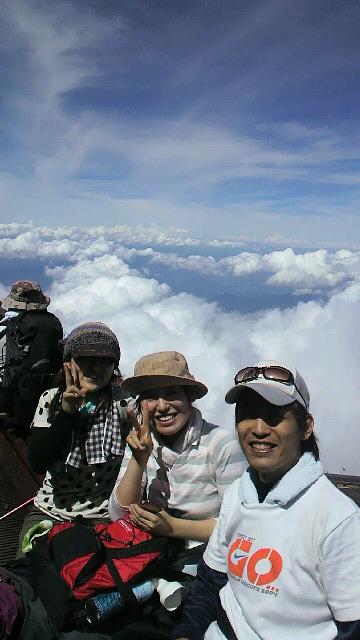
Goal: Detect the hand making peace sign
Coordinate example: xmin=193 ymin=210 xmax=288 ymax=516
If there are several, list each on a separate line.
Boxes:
xmin=126 ymin=401 xmax=154 ymax=465
xmin=61 ymin=359 xmax=87 ymax=414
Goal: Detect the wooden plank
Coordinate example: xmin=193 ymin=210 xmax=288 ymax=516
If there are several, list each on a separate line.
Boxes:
xmin=0 ymin=431 xmax=39 ymax=502
xmin=0 ymin=431 xmax=39 ymax=564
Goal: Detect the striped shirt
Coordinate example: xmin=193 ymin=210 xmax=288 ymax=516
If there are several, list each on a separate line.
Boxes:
xmin=109 ymin=407 xmax=246 ymax=524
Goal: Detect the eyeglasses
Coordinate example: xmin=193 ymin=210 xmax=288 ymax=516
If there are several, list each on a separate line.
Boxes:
xmin=234 ymin=366 xmax=307 ymax=408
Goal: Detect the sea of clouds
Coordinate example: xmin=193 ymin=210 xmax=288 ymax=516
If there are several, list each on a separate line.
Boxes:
xmin=1 ymin=223 xmax=360 ymax=474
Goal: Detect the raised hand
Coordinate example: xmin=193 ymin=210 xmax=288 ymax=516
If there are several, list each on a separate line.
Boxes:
xmin=61 ymin=359 xmax=87 ymax=414
xmin=126 ymin=401 xmax=154 ymax=465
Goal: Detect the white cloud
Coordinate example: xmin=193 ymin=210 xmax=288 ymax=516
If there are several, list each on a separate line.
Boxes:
xmin=150 ymin=245 xmax=360 ymax=293
xmin=150 ymin=252 xmax=224 ymax=276
xmin=263 ymin=248 xmax=358 ymax=288
xmin=1 ymin=222 xmax=360 ymax=473
xmin=34 ymin=249 xmax=359 ymax=476
xmin=1 ymin=224 xmax=360 ymax=297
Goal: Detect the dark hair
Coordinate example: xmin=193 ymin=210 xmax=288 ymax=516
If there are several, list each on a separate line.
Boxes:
xmin=235 ymin=396 xmax=320 ymax=460
xmin=288 ymin=401 xmax=320 ymax=460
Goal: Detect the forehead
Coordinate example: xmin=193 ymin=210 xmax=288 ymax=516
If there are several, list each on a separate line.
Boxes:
xmin=235 ymin=397 xmax=300 ymax=434
xmin=236 ymin=391 xmax=294 ymax=420
xmin=236 ymin=389 xmax=278 ymax=411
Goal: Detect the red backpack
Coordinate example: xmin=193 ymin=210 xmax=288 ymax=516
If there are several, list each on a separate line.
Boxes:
xmin=29 ymin=516 xmax=182 ymax=629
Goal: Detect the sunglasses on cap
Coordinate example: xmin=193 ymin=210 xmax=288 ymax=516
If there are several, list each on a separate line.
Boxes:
xmin=234 ymin=365 xmax=307 ymax=409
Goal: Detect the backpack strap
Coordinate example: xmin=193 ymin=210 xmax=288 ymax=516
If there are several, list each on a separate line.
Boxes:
xmin=29 ymin=537 xmax=72 ymax=631
xmin=105 ymin=536 xmax=169 ymax=560
xmin=105 ymin=555 xmax=137 ymax=607
xmin=71 ymin=545 xmax=106 ymax=588
xmin=102 ymin=532 xmax=174 ymax=607
xmin=72 ymin=538 xmax=143 ymax=607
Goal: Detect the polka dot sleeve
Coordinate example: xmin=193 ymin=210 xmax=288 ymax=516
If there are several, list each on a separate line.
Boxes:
xmin=32 ymin=388 xmax=58 ymax=428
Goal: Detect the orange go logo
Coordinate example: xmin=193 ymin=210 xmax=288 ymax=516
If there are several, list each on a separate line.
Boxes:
xmin=228 ymin=538 xmax=282 ymax=586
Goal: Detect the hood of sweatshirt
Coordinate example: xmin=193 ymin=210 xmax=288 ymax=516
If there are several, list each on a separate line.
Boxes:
xmin=239 ymin=452 xmax=323 ymax=506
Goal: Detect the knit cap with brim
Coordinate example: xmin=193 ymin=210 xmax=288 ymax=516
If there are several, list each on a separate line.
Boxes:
xmin=63 ymin=322 xmax=120 ymax=364
xmin=2 ymin=280 xmax=50 ymax=311
xmin=121 ymin=351 xmax=208 ymax=399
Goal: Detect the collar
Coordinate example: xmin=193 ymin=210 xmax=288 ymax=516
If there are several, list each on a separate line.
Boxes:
xmin=239 ymin=452 xmax=324 ymax=506
xmin=151 ymin=407 xmax=203 ymax=467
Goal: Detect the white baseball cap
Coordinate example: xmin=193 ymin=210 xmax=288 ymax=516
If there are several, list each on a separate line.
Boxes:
xmin=225 ymin=360 xmax=310 ymax=410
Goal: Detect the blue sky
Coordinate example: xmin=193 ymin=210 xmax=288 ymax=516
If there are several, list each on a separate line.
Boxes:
xmin=1 ymin=0 xmax=360 ymax=244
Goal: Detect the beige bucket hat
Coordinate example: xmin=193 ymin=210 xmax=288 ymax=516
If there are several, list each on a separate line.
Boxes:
xmin=122 ymin=351 xmax=208 ymax=399
xmin=2 ymin=280 xmax=50 ymax=311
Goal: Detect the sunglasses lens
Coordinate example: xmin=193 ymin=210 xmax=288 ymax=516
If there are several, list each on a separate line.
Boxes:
xmin=235 ymin=366 xmax=293 ymax=385
xmin=235 ymin=367 xmax=257 ymax=384
xmin=264 ymin=367 xmax=292 ymax=382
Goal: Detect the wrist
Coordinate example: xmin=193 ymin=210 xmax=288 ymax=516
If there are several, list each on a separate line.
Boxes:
xmin=58 ymin=406 xmax=78 ymax=420
xmin=166 ymin=513 xmax=176 ymax=537
xmin=132 ymin=455 xmax=149 ymax=471
xmin=61 ymin=405 xmax=76 ymax=415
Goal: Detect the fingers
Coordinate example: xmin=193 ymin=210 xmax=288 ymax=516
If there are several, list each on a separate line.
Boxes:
xmin=130 ymin=504 xmax=158 ymax=520
xmin=129 ymin=504 xmax=159 ymax=530
xmin=127 ymin=427 xmax=153 ymax=452
xmin=63 ymin=386 xmax=82 ymax=400
xmin=64 ymin=361 xmax=82 ymax=393
xmin=126 ymin=429 xmax=144 ymax=450
xmin=127 ymin=408 xmax=150 ymax=451
xmin=140 ymin=400 xmax=154 ymax=435
xmin=139 ymin=401 xmax=155 ymax=447
xmin=63 ymin=362 xmax=73 ymax=389
xmin=70 ymin=358 xmax=81 ymax=390
xmin=63 ymin=365 xmax=81 ymax=396
xmin=127 ymin=407 xmax=141 ymax=433
xmin=128 ymin=506 xmax=172 ymax=536
xmin=126 ymin=408 xmax=142 ymax=447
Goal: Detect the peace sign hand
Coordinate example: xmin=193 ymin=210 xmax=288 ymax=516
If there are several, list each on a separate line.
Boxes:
xmin=61 ymin=359 xmax=87 ymax=414
xmin=126 ymin=401 xmax=154 ymax=466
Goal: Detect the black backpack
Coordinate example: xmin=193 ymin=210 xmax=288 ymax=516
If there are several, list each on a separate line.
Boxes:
xmin=0 ymin=563 xmax=111 ymax=640
xmin=1 ymin=311 xmax=63 ymax=424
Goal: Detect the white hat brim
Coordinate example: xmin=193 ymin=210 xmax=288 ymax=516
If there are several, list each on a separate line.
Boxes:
xmin=225 ymin=379 xmax=299 ymax=406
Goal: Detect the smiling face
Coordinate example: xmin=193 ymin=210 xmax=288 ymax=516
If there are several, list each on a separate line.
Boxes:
xmin=140 ymin=385 xmax=192 ymax=439
xmin=73 ymin=356 xmax=114 ymax=393
xmin=236 ymin=390 xmax=313 ymax=483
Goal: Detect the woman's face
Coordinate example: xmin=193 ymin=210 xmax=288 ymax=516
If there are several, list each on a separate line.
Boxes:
xmin=140 ymin=385 xmax=192 ymax=438
xmin=236 ymin=393 xmax=313 ymax=483
xmin=73 ymin=356 xmax=114 ymax=393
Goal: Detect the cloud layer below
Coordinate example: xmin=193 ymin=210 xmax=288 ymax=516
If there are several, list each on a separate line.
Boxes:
xmin=1 ymin=223 xmax=359 ymax=295
xmin=1 ymin=224 xmax=359 ymax=474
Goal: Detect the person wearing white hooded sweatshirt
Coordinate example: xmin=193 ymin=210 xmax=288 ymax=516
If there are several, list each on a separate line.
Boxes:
xmin=173 ymin=361 xmax=360 ymax=640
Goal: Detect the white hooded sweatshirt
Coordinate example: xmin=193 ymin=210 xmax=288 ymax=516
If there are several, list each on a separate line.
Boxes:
xmin=204 ymin=453 xmax=360 ymax=640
